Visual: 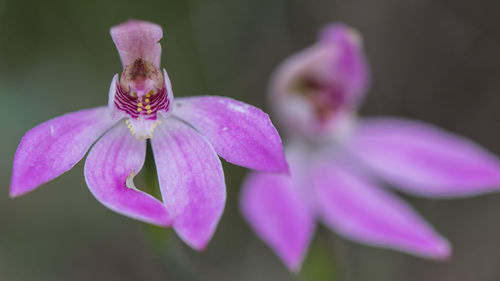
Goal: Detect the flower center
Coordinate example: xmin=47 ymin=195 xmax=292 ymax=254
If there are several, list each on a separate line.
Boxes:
xmin=113 ymin=58 xmax=170 ymax=139
xmin=114 ymin=82 xmax=168 ymax=120
xmin=295 ymin=77 xmax=345 ymax=124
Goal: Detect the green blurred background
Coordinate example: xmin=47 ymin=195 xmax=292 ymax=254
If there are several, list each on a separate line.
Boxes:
xmin=1 ymin=0 xmax=500 ymax=280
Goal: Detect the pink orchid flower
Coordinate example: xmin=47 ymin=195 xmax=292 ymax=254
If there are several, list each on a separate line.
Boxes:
xmin=10 ymin=20 xmax=287 ymax=250
xmin=240 ymin=23 xmax=500 ymax=271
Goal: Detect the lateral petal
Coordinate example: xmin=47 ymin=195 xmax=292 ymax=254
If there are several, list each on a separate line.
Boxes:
xmin=84 ymin=125 xmax=171 ymax=226
xmin=240 ymin=171 xmax=315 ymax=272
xmin=151 ymin=117 xmax=226 ymax=250
xmin=173 ymin=96 xmax=288 ymax=173
xmin=312 ymin=160 xmax=450 ymax=259
xmin=10 ymin=107 xmax=115 ymax=197
xmin=350 ymin=117 xmax=500 ymax=197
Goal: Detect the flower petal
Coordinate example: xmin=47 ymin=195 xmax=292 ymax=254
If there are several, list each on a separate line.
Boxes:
xmin=269 ymin=24 xmax=369 ymax=137
xmin=319 ymin=23 xmax=370 ymax=101
xmin=240 ymin=171 xmax=315 ymax=272
xmin=312 ymin=160 xmax=450 ymax=259
xmin=349 ymin=118 xmax=500 ymax=197
xmin=173 ymin=96 xmax=288 ymax=173
xmin=10 ymin=107 xmax=116 ymax=197
xmin=84 ymin=125 xmax=171 ymax=226
xmin=151 ymin=117 xmax=225 ymax=250
xmin=110 ymin=20 xmax=162 ymax=68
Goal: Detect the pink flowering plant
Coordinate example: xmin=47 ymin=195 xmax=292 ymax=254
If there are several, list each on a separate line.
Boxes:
xmin=10 ymin=20 xmax=287 ymax=250
xmin=240 ymin=23 xmax=500 ymax=271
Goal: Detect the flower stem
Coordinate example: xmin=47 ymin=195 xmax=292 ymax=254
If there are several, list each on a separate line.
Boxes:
xmin=299 ymin=228 xmax=339 ymax=281
xmin=143 ymin=142 xmax=200 ymax=280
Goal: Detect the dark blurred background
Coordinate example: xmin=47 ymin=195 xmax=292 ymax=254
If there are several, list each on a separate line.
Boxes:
xmin=1 ymin=0 xmax=500 ymax=280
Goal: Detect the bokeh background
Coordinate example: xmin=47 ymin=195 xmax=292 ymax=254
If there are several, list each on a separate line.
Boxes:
xmin=1 ymin=0 xmax=500 ymax=280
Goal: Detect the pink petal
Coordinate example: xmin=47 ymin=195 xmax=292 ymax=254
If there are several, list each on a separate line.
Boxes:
xmin=240 ymin=171 xmax=315 ymax=272
xmin=173 ymin=96 xmax=288 ymax=173
xmin=319 ymin=23 xmax=370 ymax=101
xmin=10 ymin=107 xmax=116 ymax=197
xmin=349 ymin=118 xmax=500 ymax=197
xmin=269 ymin=24 xmax=369 ymax=136
xmin=312 ymin=161 xmax=450 ymax=259
xmin=84 ymin=125 xmax=171 ymax=226
xmin=110 ymin=20 xmax=163 ymax=68
xmin=151 ymin=117 xmax=225 ymax=250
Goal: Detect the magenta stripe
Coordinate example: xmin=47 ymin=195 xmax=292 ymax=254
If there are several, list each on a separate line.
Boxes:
xmin=113 ymin=81 xmax=170 ymax=120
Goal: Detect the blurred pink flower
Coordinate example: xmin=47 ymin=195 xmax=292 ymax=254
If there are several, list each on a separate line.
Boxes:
xmin=240 ymin=23 xmax=500 ymax=271
xmin=10 ymin=20 xmax=287 ymax=250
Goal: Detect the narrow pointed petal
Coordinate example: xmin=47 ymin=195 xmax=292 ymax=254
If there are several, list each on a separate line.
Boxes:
xmin=151 ymin=118 xmax=225 ymax=250
xmin=350 ymin=118 xmax=500 ymax=197
xmin=110 ymin=20 xmax=162 ymax=68
xmin=173 ymin=96 xmax=288 ymax=173
xmin=84 ymin=125 xmax=170 ymax=226
xmin=312 ymin=161 xmax=450 ymax=259
xmin=10 ymin=107 xmax=116 ymax=197
xmin=240 ymin=172 xmax=315 ymax=272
